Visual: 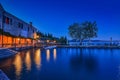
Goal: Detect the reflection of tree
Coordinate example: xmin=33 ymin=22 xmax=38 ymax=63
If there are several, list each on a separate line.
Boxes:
xmin=70 ymin=49 xmax=83 ymax=71
xmin=85 ymin=56 xmax=97 ymax=72
xmin=110 ymin=49 xmax=113 ymax=56
xmin=70 ymin=48 xmax=97 ymax=72
xmin=85 ymin=49 xmax=97 ymax=72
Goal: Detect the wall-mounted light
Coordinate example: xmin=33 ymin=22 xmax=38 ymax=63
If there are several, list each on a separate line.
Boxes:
xmin=47 ymin=40 xmax=49 ymax=43
xmin=18 ymin=38 xmax=20 ymax=41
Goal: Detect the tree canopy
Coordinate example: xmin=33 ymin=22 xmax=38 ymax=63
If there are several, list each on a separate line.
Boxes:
xmin=37 ymin=31 xmax=67 ymax=44
xmin=68 ymin=21 xmax=98 ymax=44
xmin=82 ymin=21 xmax=98 ymax=40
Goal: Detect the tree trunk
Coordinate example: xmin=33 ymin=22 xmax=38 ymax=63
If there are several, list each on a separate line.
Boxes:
xmin=80 ymin=39 xmax=82 ymax=46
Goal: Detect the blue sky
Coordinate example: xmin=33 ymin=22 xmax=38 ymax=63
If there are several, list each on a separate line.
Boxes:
xmin=0 ymin=0 xmax=120 ymax=40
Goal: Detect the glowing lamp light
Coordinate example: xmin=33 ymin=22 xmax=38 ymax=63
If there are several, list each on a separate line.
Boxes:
xmin=54 ymin=40 xmax=56 ymax=43
xmin=18 ymin=38 xmax=20 ymax=41
xmin=37 ymin=35 xmax=39 ymax=38
xmin=27 ymin=39 xmax=29 ymax=41
xmin=47 ymin=40 xmax=49 ymax=43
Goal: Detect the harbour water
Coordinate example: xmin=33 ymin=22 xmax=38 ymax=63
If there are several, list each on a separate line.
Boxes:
xmin=0 ymin=48 xmax=120 ymax=80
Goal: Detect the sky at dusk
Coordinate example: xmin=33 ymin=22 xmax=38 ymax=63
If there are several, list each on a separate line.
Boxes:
xmin=0 ymin=0 xmax=120 ymax=40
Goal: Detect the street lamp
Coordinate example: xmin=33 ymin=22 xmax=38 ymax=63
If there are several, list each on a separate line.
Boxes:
xmin=18 ymin=38 xmax=20 ymax=41
xmin=37 ymin=35 xmax=39 ymax=39
xmin=47 ymin=40 xmax=49 ymax=43
xmin=18 ymin=38 xmax=20 ymax=47
xmin=54 ymin=40 xmax=56 ymax=43
xmin=1 ymin=11 xmax=5 ymax=47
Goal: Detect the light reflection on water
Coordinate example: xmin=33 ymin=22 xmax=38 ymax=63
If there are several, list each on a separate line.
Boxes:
xmin=13 ymin=53 xmax=22 ymax=77
xmin=0 ymin=48 xmax=120 ymax=80
xmin=53 ymin=49 xmax=57 ymax=61
xmin=25 ymin=51 xmax=31 ymax=71
xmin=34 ymin=49 xmax=41 ymax=70
xmin=46 ymin=49 xmax=50 ymax=62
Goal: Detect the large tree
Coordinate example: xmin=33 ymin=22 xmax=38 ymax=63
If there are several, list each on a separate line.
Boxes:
xmin=68 ymin=23 xmax=84 ymax=45
xmin=82 ymin=21 xmax=98 ymax=42
xmin=68 ymin=21 xmax=98 ymax=45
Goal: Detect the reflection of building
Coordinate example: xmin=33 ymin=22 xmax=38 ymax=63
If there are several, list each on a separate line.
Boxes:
xmin=0 ymin=4 xmax=37 ymax=47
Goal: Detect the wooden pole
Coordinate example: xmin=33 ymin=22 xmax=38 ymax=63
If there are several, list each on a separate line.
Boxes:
xmin=1 ymin=12 xmax=4 ymax=47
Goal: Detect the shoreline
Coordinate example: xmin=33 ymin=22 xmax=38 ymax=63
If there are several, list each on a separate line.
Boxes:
xmin=0 ymin=45 xmax=120 ymax=59
xmin=0 ymin=45 xmax=120 ymax=79
xmin=0 ymin=46 xmax=40 ymax=59
xmin=57 ymin=45 xmax=120 ymax=49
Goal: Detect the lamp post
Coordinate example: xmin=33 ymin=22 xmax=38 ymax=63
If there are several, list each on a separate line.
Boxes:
xmin=15 ymin=38 xmax=16 ymax=49
xmin=1 ymin=11 xmax=5 ymax=47
xmin=26 ymin=39 xmax=28 ymax=47
xmin=18 ymin=38 xmax=20 ymax=47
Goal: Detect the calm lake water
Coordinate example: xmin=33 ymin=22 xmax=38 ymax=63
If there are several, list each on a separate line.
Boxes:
xmin=0 ymin=48 xmax=120 ymax=80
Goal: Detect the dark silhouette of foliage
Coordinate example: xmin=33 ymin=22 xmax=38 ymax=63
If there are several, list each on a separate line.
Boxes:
xmin=68 ymin=21 xmax=98 ymax=45
xmin=37 ymin=31 xmax=67 ymax=44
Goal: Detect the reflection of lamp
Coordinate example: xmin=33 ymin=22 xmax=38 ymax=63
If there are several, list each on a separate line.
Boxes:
xmin=34 ymin=49 xmax=41 ymax=70
xmin=13 ymin=54 xmax=22 ymax=76
xmin=25 ymin=51 xmax=31 ymax=71
xmin=53 ymin=49 xmax=57 ymax=60
xmin=46 ymin=49 xmax=50 ymax=61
